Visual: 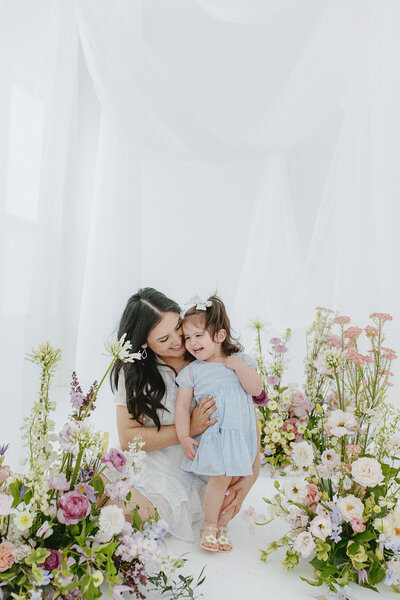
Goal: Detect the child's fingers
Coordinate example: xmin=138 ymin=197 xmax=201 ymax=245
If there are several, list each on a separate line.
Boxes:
xmin=192 ymin=440 xmax=199 ymax=447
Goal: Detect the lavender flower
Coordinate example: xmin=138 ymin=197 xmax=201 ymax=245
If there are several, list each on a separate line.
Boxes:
xmin=0 ymin=444 xmax=9 ymax=456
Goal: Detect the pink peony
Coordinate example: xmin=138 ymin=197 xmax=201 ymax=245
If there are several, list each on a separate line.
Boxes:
xmin=0 ymin=541 xmax=15 ymax=572
xmin=40 ymin=548 xmax=62 ymax=571
xmin=351 ymin=518 xmax=366 ymax=533
xmin=101 ymin=448 xmax=127 ymax=472
xmin=333 ymin=316 xmax=351 ymax=326
xmin=57 ymin=491 xmax=90 ymax=525
xmin=0 ymin=466 xmax=11 ymax=484
xmin=289 ymin=392 xmax=312 ymax=419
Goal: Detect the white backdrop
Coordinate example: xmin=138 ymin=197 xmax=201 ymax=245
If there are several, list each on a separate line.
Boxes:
xmin=1 ymin=0 xmax=400 ymax=471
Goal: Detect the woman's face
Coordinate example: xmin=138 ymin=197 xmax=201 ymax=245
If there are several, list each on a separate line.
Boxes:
xmin=144 ymin=311 xmax=185 ymax=360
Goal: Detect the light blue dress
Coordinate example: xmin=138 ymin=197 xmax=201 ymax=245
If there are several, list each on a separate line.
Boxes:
xmin=176 ymin=353 xmax=258 ymax=477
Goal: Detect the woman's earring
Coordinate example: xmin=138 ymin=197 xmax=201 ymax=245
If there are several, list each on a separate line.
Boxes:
xmin=141 ymin=348 xmax=148 ymax=359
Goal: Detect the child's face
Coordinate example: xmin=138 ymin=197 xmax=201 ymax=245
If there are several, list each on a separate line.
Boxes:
xmin=182 ymin=316 xmax=223 ymax=362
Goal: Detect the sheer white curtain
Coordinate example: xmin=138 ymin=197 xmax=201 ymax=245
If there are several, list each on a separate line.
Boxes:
xmin=1 ymin=0 xmax=400 ymax=470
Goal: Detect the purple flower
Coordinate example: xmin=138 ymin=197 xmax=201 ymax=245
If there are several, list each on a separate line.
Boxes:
xmin=331 ymin=525 xmax=342 ymax=542
xmin=358 ymin=569 xmax=368 ymax=585
xmin=269 ymin=337 xmax=281 ymax=345
xmin=39 ymin=549 xmax=62 ymax=572
xmin=101 ymin=448 xmax=127 ymax=472
xmin=330 ymin=506 xmax=343 ymax=526
xmin=19 ymin=484 xmax=25 ymax=498
xmin=0 ymin=444 xmax=9 ymax=456
xmin=252 ymin=390 xmax=269 ymax=407
xmin=57 ymin=491 xmax=90 ymax=525
xmin=70 ymin=390 xmax=85 ymax=410
xmin=74 ymin=483 xmax=97 ymax=503
xmin=274 ymin=345 xmax=288 ymax=353
xmin=267 ymin=375 xmax=280 ymax=386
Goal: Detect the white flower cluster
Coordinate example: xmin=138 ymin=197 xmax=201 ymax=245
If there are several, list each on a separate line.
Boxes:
xmin=59 ymin=421 xmax=108 ymax=457
xmin=105 ymin=333 xmax=142 ymax=363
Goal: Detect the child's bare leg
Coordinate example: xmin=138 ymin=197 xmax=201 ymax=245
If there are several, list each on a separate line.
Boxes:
xmin=201 ymin=475 xmax=232 ymax=550
xmin=216 ymin=476 xmax=241 ymax=551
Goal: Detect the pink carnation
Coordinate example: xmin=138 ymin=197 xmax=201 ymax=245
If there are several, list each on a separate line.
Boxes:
xmin=0 ymin=541 xmax=15 ymax=572
xmin=344 ymin=327 xmax=362 ymax=340
xmin=369 ymin=312 xmax=393 ymax=321
xmin=57 ymin=491 xmax=90 ymax=525
xmin=333 ymin=316 xmax=351 ymax=325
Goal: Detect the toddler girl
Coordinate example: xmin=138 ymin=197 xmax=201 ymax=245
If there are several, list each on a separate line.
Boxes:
xmin=175 ymin=295 xmax=262 ymax=552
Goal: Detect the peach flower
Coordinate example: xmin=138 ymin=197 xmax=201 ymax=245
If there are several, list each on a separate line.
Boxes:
xmin=0 ymin=541 xmax=15 ymax=572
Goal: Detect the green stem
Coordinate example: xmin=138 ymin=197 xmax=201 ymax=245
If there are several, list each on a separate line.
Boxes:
xmin=82 ymin=359 xmax=115 ymax=420
xmin=70 ymin=448 xmax=84 ymax=487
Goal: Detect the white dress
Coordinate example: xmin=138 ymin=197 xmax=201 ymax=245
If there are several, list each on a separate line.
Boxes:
xmin=114 ymin=361 xmax=207 ymax=542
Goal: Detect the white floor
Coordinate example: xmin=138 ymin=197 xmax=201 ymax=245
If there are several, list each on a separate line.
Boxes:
xmin=143 ymin=472 xmax=395 ymax=600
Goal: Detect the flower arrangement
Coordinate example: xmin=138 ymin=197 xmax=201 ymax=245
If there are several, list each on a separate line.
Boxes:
xmin=0 ymin=338 xmax=203 ymax=600
xmin=258 ymin=309 xmax=400 ymax=596
xmin=251 ymin=320 xmax=313 ymax=469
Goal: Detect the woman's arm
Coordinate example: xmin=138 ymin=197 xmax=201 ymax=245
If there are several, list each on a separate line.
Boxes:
xmin=116 ymin=396 xmax=218 ymax=452
xmin=223 ymin=355 xmax=263 ymax=396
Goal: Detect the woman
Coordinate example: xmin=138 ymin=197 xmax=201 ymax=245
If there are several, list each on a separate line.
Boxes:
xmin=112 ymin=288 xmax=260 ymax=542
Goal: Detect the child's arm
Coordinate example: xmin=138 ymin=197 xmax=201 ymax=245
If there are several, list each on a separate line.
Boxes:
xmin=223 ymin=355 xmax=263 ymax=396
xmin=175 ymin=387 xmax=199 ymax=461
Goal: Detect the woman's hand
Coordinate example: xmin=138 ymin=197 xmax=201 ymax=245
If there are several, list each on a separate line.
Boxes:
xmin=190 ymin=396 xmax=218 ymax=436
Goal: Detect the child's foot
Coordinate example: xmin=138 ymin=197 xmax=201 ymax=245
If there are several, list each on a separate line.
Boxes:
xmin=199 ymin=524 xmax=219 ymax=552
xmin=217 ymin=526 xmax=233 ymax=552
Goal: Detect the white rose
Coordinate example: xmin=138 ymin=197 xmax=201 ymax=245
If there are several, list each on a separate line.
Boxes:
xmin=283 ymin=479 xmax=308 ymax=503
xmin=309 ymin=515 xmax=332 ymax=541
xmin=293 ymin=531 xmax=316 ymax=557
xmin=351 ymin=457 xmax=384 ymax=488
xmin=338 ymin=494 xmax=364 ymax=522
xmin=292 ymin=441 xmax=314 ymax=468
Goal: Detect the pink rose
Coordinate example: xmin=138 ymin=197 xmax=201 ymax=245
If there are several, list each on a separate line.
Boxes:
xmin=0 ymin=466 xmax=11 ymax=483
xmin=101 ymin=448 xmax=127 ymax=472
xmin=351 ymin=518 xmax=366 ymax=533
xmin=267 ymin=375 xmax=280 ymax=386
xmin=0 ymin=541 xmax=15 ymax=572
xmin=306 ymin=483 xmax=320 ymax=506
xmin=290 ymin=392 xmax=312 ymax=419
xmin=57 ymin=491 xmax=90 ymax=525
xmin=39 ymin=548 xmax=62 ymax=571
xmin=252 ymin=390 xmax=269 ymax=407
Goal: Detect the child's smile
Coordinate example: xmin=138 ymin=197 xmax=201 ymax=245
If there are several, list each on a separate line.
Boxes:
xmin=182 ymin=316 xmax=223 ymax=362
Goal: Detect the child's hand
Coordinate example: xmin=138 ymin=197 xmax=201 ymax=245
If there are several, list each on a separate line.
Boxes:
xmin=181 ymin=436 xmax=199 ymax=461
xmin=223 ymin=355 xmax=243 ymax=371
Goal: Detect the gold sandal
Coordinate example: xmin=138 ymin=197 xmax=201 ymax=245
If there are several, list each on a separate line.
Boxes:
xmin=217 ymin=526 xmax=233 ymax=552
xmin=199 ymin=524 xmax=219 ymax=552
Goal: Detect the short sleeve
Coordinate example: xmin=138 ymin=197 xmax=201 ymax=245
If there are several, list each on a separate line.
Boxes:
xmin=238 ymin=352 xmax=257 ymax=370
xmin=176 ymin=364 xmax=194 ymax=388
xmin=114 ymin=371 xmax=127 ymax=406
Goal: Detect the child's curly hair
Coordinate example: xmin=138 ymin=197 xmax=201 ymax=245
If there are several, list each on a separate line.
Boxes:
xmin=183 ymin=294 xmax=243 ymax=356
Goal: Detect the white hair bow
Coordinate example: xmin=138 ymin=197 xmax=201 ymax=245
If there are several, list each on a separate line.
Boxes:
xmin=180 ymin=295 xmax=212 ymax=318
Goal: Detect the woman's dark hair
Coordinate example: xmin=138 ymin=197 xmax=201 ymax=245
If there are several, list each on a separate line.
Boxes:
xmin=184 ymin=294 xmax=243 ymax=356
xmin=110 ymin=287 xmax=182 ymax=429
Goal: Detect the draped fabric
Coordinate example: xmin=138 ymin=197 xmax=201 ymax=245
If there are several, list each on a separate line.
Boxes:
xmin=1 ymin=0 xmax=400 ymax=470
